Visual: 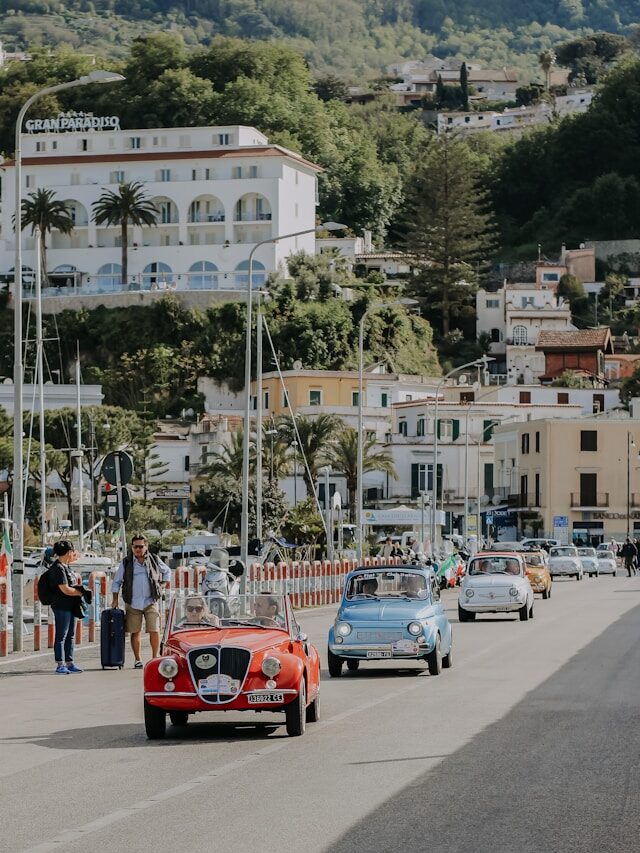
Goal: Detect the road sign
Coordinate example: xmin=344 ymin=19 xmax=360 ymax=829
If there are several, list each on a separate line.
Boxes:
xmin=101 ymin=451 xmax=133 ymax=487
xmin=553 ymin=515 xmax=569 ymax=545
xmin=101 ymin=487 xmax=131 ymax=523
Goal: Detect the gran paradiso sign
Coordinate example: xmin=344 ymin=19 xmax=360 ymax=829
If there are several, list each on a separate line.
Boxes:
xmin=25 ymin=112 xmax=121 ymax=133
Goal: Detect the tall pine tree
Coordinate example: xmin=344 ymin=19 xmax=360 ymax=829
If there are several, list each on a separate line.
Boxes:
xmin=403 ymin=134 xmax=497 ymax=337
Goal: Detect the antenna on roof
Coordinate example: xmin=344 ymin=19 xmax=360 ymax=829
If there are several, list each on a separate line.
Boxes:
xmin=537 ymin=243 xmax=542 ymax=262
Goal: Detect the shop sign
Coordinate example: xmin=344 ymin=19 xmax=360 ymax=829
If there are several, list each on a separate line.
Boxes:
xmin=26 ymin=112 xmax=121 ymax=133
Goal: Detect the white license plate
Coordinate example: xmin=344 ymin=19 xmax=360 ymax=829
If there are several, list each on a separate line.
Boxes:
xmin=366 ymin=650 xmax=392 ymax=659
xmin=247 ymin=692 xmax=284 ymax=704
xmin=199 ymin=675 xmax=239 ymax=694
xmin=393 ymin=640 xmax=419 ymax=654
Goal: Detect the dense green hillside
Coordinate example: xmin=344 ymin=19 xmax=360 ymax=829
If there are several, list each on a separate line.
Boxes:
xmin=1 ymin=0 xmax=637 ymax=77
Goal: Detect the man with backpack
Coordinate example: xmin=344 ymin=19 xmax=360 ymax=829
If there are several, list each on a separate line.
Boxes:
xmin=110 ymin=534 xmax=171 ymax=668
xmin=621 ymin=538 xmax=637 ymax=577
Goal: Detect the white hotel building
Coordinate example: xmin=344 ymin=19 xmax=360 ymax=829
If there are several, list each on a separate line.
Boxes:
xmin=0 ymin=123 xmax=321 ymax=299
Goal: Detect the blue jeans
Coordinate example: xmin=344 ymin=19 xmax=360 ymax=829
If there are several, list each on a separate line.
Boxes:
xmin=53 ymin=608 xmax=76 ymax=663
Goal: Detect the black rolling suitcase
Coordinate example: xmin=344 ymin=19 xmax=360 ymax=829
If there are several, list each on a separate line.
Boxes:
xmin=101 ymin=608 xmax=125 ymax=670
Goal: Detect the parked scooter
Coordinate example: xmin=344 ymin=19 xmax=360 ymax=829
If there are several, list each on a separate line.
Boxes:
xmin=200 ymin=555 xmax=246 ymax=619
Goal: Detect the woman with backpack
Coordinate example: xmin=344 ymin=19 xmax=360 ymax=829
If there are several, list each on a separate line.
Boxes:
xmin=48 ymin=540 xmax=84 ymax=674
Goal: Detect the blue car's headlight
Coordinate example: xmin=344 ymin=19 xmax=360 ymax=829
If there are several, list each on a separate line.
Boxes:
xmin=336 ymin=621 xmax=352 ymax=637
xmin=408 ymin=621 xmax=422 ymax=636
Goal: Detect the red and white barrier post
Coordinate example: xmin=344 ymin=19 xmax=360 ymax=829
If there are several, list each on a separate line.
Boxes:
xmin=0 ymin=578 xmax=8 ymax=657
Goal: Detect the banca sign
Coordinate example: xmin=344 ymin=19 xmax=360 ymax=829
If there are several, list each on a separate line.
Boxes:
xmin=26 ymin=112 xmax=121 ymax=133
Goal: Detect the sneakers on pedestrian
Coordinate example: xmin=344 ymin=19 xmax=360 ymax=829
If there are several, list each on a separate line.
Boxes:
xmin=55 ymin=664 xmax=70 ymax=674
xmin=66 ymin=663 xmax=83 ymax=673
xmin=134 ymin=660 xmax=143 ymax=669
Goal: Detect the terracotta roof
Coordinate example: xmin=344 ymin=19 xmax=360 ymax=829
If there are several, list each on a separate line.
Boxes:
xmin=536 ymin=328 xmax=613 ymax=352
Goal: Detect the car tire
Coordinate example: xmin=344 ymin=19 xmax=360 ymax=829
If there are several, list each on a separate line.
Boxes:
xmin=346 ymin=659 xmax=360 ymax=672
xmin=144 ymin=700 xmax=166 ymax=740
xmin=306 ymin=689 xmax=320 ymax=723
xmin=285 ymin=679 xmax=306 ymax=737
xmin=427 ymin=635 xmax=442 ymax=676
xmin=328 ymin=648 xmax=343 ymax=678
xmin=519 ymin=602 xmax=529 ymax=621
xmin=442 ymin=642 xmax=453 ymax=669
xmin=458 ymin=604 xmax=475 ymax=622
xmin=542 ymin=587 xmax=549 ymax=599
xmin=169 ymin=711 xmax=188 ymax=727
xmin=529 ymin=602 xmax=534 ymax=619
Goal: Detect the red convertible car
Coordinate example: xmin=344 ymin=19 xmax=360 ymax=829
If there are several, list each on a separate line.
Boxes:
xmin=143 ymin=591 xmax=321 ymax=739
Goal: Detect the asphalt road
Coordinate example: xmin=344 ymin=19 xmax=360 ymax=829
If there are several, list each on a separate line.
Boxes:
xmin=1 ymin=574 xmax=639 ymax=853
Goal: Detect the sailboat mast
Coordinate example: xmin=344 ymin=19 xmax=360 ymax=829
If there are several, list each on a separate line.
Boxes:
xmin=75 ymin=347 xmax=84 ymax=551
xmin=34 ymin=229 xmax=46 ymax=546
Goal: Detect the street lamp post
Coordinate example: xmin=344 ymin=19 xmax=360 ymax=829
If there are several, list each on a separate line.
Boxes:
xmin=357 ymin=297 xmax=418 ymax=562
xmin=430 ymin=356 xmax=493 ymax=558
xmin=11 ymin=69 xmax=124 ymax=651
xmin=240 ymin=222 xmax=346 ymax=570
xmin=627 ymin=432 xmax=635 ymax=539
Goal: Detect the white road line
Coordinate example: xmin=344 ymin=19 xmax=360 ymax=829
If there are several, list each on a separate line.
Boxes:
xmin=18 ymin=641 xmax=497 ymax=853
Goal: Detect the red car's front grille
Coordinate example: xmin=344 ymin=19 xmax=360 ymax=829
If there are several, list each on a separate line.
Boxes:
xmin=187 ymin=646 xmax=252 ymax=704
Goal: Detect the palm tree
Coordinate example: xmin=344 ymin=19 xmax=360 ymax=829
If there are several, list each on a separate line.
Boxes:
xmin=263 ymin=423 xmax=291 ymax=483
xmin=20 ymin=189 xmax=74 ymax=281
xmin=92 ymin=181 xmax=158 ymax=285
xmin=203 ymin=428 xmax=254 ymax=480
xmin=324 ymin=427 xmax=396 ymax=521
xmin=539 ymin=49 xmax=556 ymax=92
xmin=278 ymin=413 xmax=342 ymax=495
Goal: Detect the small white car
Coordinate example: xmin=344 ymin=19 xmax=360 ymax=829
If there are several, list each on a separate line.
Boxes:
xmin=577 ymin=547 xmax=599 ymax=578
xmin=596 ymin=550 xmax=617 ymax=575
xmin=548 ymin=545 xmax=583 ymax=580
xmin=458 ymin=552 xmax=534 ymax=622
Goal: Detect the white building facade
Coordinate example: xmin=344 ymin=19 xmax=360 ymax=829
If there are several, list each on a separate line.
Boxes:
xmin=0 ymin=123 xmax=320 ymax=297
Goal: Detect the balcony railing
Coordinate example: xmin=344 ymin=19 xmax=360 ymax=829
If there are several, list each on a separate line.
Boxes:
xmin=570 ymin=492 xmax=609 ymax=508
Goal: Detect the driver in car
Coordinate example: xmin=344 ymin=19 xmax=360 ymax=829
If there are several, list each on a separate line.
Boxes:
xmin=403 ymin=574 xmax=426 ymax=598
xmin=254 ymin=594 xmax=284 ymax=626
xmin=177 ymin=595 xmax=220 ymax=627
xmin=359 ymin=577 xmax=379 ymax=597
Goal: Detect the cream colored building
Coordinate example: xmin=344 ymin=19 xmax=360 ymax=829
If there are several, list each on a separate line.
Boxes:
xmin=493 ymin=408 xmax=640 ymax=543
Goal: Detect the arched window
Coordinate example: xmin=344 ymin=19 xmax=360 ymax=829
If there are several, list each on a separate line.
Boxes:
xmin=512 ymin=325 xmax=528 ymax=346
xmin=142 ymin=262 xmax=173 ymax=289
xmin=96 ymin=263 xmax=122 ymax=291
xmin=234 ymin=193 xmax=271 ymax=222
xmin=235 ymin=259 xmax=265 ymax=288
xmin=188 ymin=261 xmax=219 ymax=289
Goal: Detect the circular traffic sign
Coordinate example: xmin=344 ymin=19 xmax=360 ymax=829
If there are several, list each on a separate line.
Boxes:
xmin=102 ymin=450 xmax=134 ymax=486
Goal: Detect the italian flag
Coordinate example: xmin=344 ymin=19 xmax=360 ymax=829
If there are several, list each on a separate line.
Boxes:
xmin=0 ymin=526 xmax=12 ymax=578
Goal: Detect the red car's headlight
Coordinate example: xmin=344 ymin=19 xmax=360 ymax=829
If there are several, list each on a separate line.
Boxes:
xmin=158 ymin=658 xmax=179 ymax=679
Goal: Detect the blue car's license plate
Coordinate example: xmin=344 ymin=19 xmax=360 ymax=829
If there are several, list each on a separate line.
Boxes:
xmin=366 ymin=650 xmax=392 ymax=659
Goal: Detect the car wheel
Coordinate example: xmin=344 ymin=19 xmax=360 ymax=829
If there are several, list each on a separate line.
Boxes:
xmin=285 ymin=679 xmax=306 ymax=737
xmin=542 ymin=586 xmax=549 ymax=599
xmin=442 ymin=642 xmax=453 ymax=669
xmin=327 ymin=648 xmax=343 ymax=678
xmin=346 ymin=659 xmax=360 ymax=672
xmin=144 ymin=700 xmax=166 ymax=740
xmin=427 ymin=635 xmax=442 ymax=676
xmin=458 ymin=604 xmax=475 ymax=622
xmin=169 ymin=711 xmax=188 ymax=727
xmin=519 ymin=601 xmax=529 ymax=621
xmin=529 ymin=602 xmax=534 ymax=619
xmin=306 ymin=689 xmax=320 ymax=723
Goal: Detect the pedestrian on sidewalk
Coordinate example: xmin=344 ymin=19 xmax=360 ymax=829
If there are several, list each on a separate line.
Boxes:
xmin=621 ymin=538 xmax=637 ymax=577
xmin=110 ymin=534 xmax=171 ymax=668
xmin=49 ymin=540 xmax=84 ymax=674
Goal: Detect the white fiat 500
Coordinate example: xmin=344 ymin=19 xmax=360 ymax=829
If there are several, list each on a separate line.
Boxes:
xmin=549 ymin=545 xmax=583 ymax=580
xmin=596 ymin=550 xmax=617 ymax=575
xmin=458 ymin=553 xmax=534 ymax=623
xmin=577 ymin=547 xmax=599 ymax=578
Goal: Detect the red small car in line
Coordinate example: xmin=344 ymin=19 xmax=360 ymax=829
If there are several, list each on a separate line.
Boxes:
xmin=143 ymin=591 xmax=321 ymax=739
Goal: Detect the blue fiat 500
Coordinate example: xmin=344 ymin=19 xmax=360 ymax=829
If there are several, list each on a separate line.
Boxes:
xmin=327 ymin=565 xmax=453 ymax=677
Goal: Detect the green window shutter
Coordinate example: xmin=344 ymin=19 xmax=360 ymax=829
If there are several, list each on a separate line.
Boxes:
xmin=452 ymin=419 xmax=460 ymax=441
xmin=411 ymin=464 xmax=419 ymax=499
xmin=484 ymin=463 xmax=494 ymax=495
xmin=483 ymin=420 xmax=494 ymax=442
xmin=436 ymin=463 xmax=443 ymax=499
xmin=436 ymin=419 xmax=441 ymax=440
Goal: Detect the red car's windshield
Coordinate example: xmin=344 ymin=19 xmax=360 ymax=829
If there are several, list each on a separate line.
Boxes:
xmin=168 ymin=592 xmax=289 ymax=633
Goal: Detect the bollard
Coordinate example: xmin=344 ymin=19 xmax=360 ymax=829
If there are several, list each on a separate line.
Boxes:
xmin=291 ymin=561 xmax=301 ymax=608
xmin=192 ymin=565 xmax=206 ymax=593
xmin=88 ymin=572 xmax=107 ymax=643
xmin=174 ymin=566 xmax=190 ymax=592
xmin=33 ymin=574 xmax=42 ymax=652
xmin=47 ymin=606 xmax=54 ymax=648
xmin=0 ymin=577 xmax=7 ymax=657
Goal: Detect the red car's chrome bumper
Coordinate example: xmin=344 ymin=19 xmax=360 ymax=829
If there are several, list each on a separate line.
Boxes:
xmin=144 ymin=689 xmax=299 ymax=711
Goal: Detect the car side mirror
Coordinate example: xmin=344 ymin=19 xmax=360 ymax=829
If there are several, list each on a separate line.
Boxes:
xmin=295 ymin=632 xmax=308 ymax=643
